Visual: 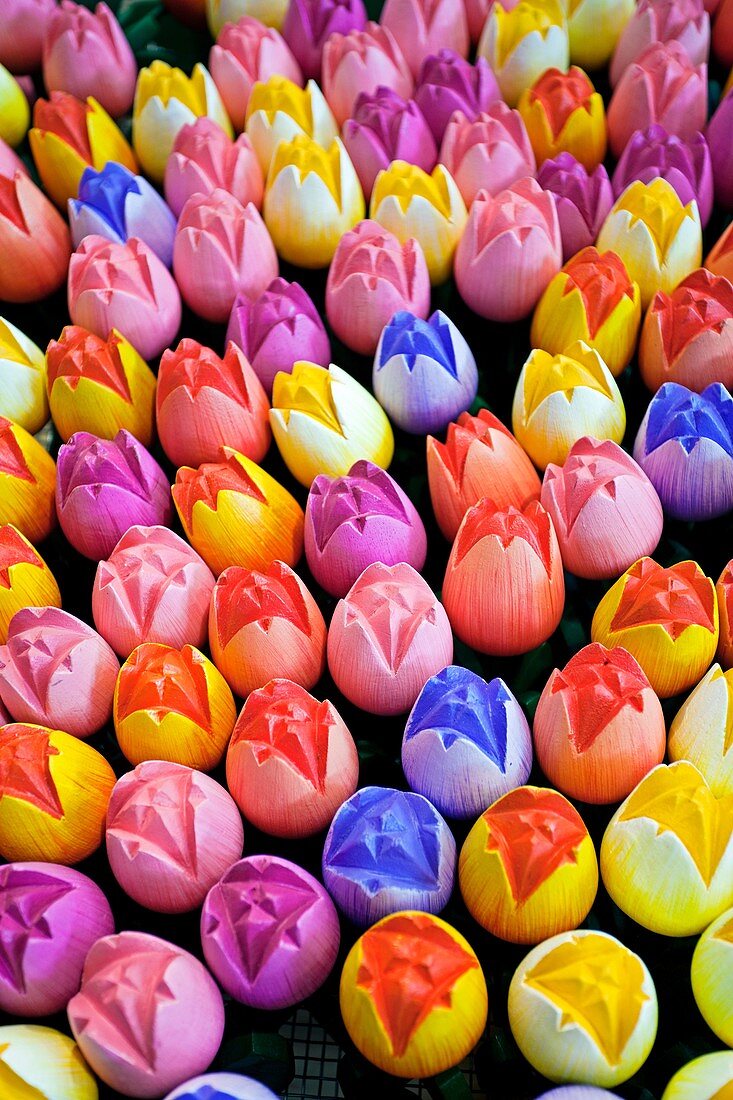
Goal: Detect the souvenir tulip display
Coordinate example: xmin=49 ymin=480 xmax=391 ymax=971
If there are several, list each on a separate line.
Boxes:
xmin=0 ymin=723 xmax=115 ymax=863
xmin=106 ymin=761 xmax=244 ymax=912
xmin=327 ymin=561 xmax=453 ymax=715
xmin=639 ymin=270 xmax=733 ymax=392
xmin=304 ymin=459 xmax=427 ymax=597
xmin=0 ymin=526 xmax=61 ymax=644
xmin=43 ymin=1 xmax=137 ymax=118
xmin=339 ymin=911 xmax=488 ymax=1078
xmin=426 ymin=409 xmax=541 ymax=542
xmin=0 ymin=0 xmax=57 ymax=74
xmin=157 ymin=339 xmax=270 ymax=468
xmin=321 ymin=23 xmax=413 ymax=127
xmin=373 ymin=310 xmax=478 ymax=434
xmin=518 ymin=67 xmax=606 ymax=171
xmin=172 ymin=448 xmax=304 ymax=576
xmin=0 ymin=172 xmax=71 ymax=304
xmin=541 ymin=438 xmax=664 ymax=580
xmin=46 ymin=325 xmax=156 ymax=445
xmin=67 ymin=235 xmax=182 ymax=362
xmin=690 ymin=906 xmax=733 ymax=1047
xmin=459 ymin=786 xmax=598 ymax=943
xmin=706 ymin=221 xmax=733 ymax=283
xmin=208 ymin=560 xmax=326 ymax=696
xmin=0 ymin=66 xmax=30 ymax=149
xmin=477 ymin=0 xmax=569 ymax=107
xmin=269 ymin=361 xmax=394 ymax=486
xmin=412 ymin=50 xmax=499 ymax=143
xmin=537 ymin=154 xmax=614 ymax=263
xmin=201 ymin=855 xmax=340 ymax=1008
xmin=660 ymin=1052 xmax=733 ymax=1100
xmin=0 ymin=317 xmax=48 ymax=434
xmin=342 ymin=89 xmax=437 ymax=199
xmin=566 ymin=0 xmax=634 ymax=71
xmin=533 ymin=643 xmax=666 ymax=804
xmin=210 ymin=19 xmax=303 ymax=134
xmin=0 ymin=607 xmax=120 ymax=739
xmin=591 ymin=557 xmax=718 ymax=697
xmin=56 ymin=430 xmax=172 ymax=561
xmin=282 ymin=0 xmax=366 ymax=82
xmin=717 ymin=559 xmax=733 ymax=668
xmin=455 ymin=176 xmax=562 ymax=320
xmin=402 ymin=666 xmax=532 ymax=819
xmin=0 ymin=862 xmax=114 ymax=1017
xmin=245 ymin=76 xmax=337 ymax=175
xmin=443 ymin=499 xmax=565 ymax=656
xmin=668 ymin=665 xmax=733 ymax=797
xmin=600 ymin=761 xmax=733 ymax=935
xmin=438 ymin=103 xmax=536 ymax=208
xmin=707 ymin=89 xmax=733 ymax=209
xmin=610 ymin=0 xmax=710 ymax=86
xmin=0 ymin=418 xmax=56 ymax=545
xmin=612 ymin=127 xmax=713 ymax=228
xmin=227 ymin=278 xmax=329 ymax=395
xmin=69 ymin=163 xmax=176 ymax=267
xmin=226 ymin=679 xmax=359 ymax=837
xmin=0 ymin=1026 xmax=98 ymax=1100
xmin=166 ymin=1075 xmax=280 ymax=1100
xmin=113 ymin=642 xmax=237 ymax=769
xmin=164 ymin=118 xmax=263 ymax=219
xmin=68 ymin=931 xmax=225 ymax=1097
xmin=323 ymin=785 xmax=456 ymax=925
xmin=508 ymin=930 xmax=658 ymax=1086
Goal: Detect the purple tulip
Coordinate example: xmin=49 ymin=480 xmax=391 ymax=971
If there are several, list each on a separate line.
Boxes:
xmin=538 ymin=152 xmax=614 ymax=262
xmin=56 ymin=430 xmax=173 ymax=561
xmin=341 ymin=86 xmax=437 ymax=197
xmin=707 ymin=88 xmax=733 ymax=209
xmin=613 ymin=125 xmax=713 ymax=226
xmin=225 ymin=277 xmax=330 ymax=395
xmin=414 ymin=48 xmax=501 ymax=143
xmin=282 ymin=0 xmax=367 ymax=81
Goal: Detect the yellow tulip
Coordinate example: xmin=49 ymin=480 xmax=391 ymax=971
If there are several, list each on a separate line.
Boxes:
xmin=370 ymin=161 xmax=467 ymax=285
xmin=0 ymin=317 xmax=48 ymax=434
xmin=206 ymin=0 xmax=289 ymax=37
xmin=566 ymin=0 xmax=635 ymax=71
xmin=478 ymin=0 xmax=569 ymax=107
xmin=0 ymin=64 xmax=29 ymax=147
xmin=0 ymin=417 xmax=56 ymax=544
xmin=0 ymin=524 xmax=61 ymax=644
xmin=245 ymin=77 xmax=338 ymax=175
xmin=0 ymin=1026 xmax=97 ymax=1100
xmin=518 ymin=65 xmax=606 ymax=170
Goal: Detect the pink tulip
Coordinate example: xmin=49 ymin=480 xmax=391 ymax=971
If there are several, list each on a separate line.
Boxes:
xmin=326 ymin=219 xmax=431 ymax=354
xmin=0 ymin=0 xmax=57 ymax=74
xmin=322 ymin=22 xmax=413 ymax=127
xmin=172 ymin=189 xmax=278 ymax=324
xmin=283 ymin=0 xmax=367 ymax=81
xmin=381 ymin=0 xmax=469 ymax=80
xmin=342 ymin=87 xmax=436 ymax=197
xmin=439 ymin=103 xmax=536 ymax=207
xmin=43 ymin=1 xmax=137 ymax=118
xmin=209 ymin=17 xmax=303 ymax=133
xmin=707 ymin=89 xmax=733 ymax=209
xmin=414 ymin=50 xmax=500 ymax=143
xmin=455 ymin=175 xmax=562 ymax=321
xmin=610 ymin=0 xmax=710 ymax=87
xmin=0 ymin=171 xmax=70 ymax=303
xmin=68 ymin=235 xmax=181 ymax=361
xmin=0 ymin=138 xmax=27 ymax=179
xmin=164 ymin=118 xmax=263 ymax=218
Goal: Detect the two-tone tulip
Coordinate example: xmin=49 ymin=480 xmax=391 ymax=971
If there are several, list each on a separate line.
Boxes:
xmin=0 ymin=317 xmax=48 ymax=434
xmin=477 ymin=0 xmax=569 ymax=107
xmin=518 ymin=66 xmax=606 ymax=170
xmin=263 ymin=136 xmax=364 ymax=268
xmin=669 ymin=664 xmax=733 ymax=796
xmin=322 ymin=22 xmax=413 ymax=127
xmin=381 ymin=0 xmax=468 ymax=80
xmin=707 ymin=89 xmax=733 ymax=209
xmin=206 ymin=0 xmax=290 ymax=37
xmin=245 ymin=75 xmax=338 ymax=175
xmin=0 ymin=419 xmax=56 ymax=544
xmin=42 ymin=1 xmax=137 ymax=118
xmin=0 ymin=65 xmax=29 ymax=148
xmin=342 ymin=87 xmax=437 ymax=198
xmin=413 ymin=50 xmax=500 ymax=144
xmin=0 ymin=524 xmax=61 ymax=643
xmin=612 ymin=126 xmax=713 ymax=229
xmin=439 ymin=103 xmax=535 ymax=207
xmin=282 ymin=0 xmax=366 ymax=81
xmin=46 ymin=325 xmax=156 ymax=444
xmin=164 ymin=118 xmax=263 ymax=219
xmin=209 ymin=16 xmax=303 ymax=132
xmin=566 ymin=0 xmax=635 ymax=71
xmin=537 ymin=153 xmax=613 ymax=262
xmin=610 ymin=0 xmax=710 ymax=86
xmin=0 ymin=0 xmax=57 ymax=74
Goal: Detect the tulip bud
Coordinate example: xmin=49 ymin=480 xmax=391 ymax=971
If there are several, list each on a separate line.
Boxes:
xmin=305 ymin=459 xmax=427 ymax=597
xmin=426 ymin=408 xmax=541 ymax=541
xmin=692 ymin=919 xmax=733 ymax=1054
xmin=669 ymin=664 xmax=733 ymax=797
xmin=0 ymin=317 xmax=48 ymax=435
xmin=165 ymin=124 xmax=264 ymax=228
xmin=0 ymin=172 xmax=71 ymax=303
xmin=455 ymin=176 xmax=561 ymax=320
xmin=370 ymin=161 xmax=466 ymax=285
xmin=706 ymin=221 xmax=733 ymax=284
xmin=56 ymin=429 xmax=172 ymax=561
xmin=342 ymin=88 xmax=437 ymax=198
xmin=226 ymin=277 xmax=330 ymax=394
xmin=0 ymin=723 xmax=116 ymax=864
xmin=413 ymin=50 xmax=499 ymax=145
xmin=706 ymin=89 xmax=733 ymax=209
xmin=478 ymin=0 xmax=569 ymax=107
xmin=209 ymin=17 xmax=303 ymax=133
xmin=68 ymin=235 xmax=182 ymax=362
xmin=591 ymin=556 xmax=718 ymax=698
xmin=0 ymin=137 xmax=27 ymax=179
xmin=156 ymin=339 xmax=270 ymax=468
xmin=717 ymin=559 xmax=733 ymax=669
xmin=566 ymin=0 xmax=635 ymax=71
xmin=92 ymin=525 xmax=215 ymax=658
xmin=402 ymin=665 xmax=532 ymax=819
xmin=537 ymin=153 xmax=613 ymax=262
xmin=244 ymin=76 xmax=338 ymax=177
xmin=269 ymin=360 xmax=394 ymax=486
xmin=508 ymin=930 xmax=658 ymax=1086
xmin=29 ymin=91 xmax=137 ymax=208
xmin=519 ymin=66 xmax=606 ymax=170
xmin=322 ymin=22 xmax=414 ymax=127
xmin=69 ymin=162 xmax=177 ymax=267
xmin=132 ymin=61 xmax=233 ymax=184
xmin=0 ymin=0 xmax=57 ymax=74
xmin=106 ymin=761 xmax=244 ymax=913
xmin=610 ymin=0 xmax=710 ymax=87
xmin=443 ymin=498 xmax=565 ymax=656
xmin=207 ymin=0 xmax=290 ymax=37
xmin=542 ymin=437 xmax=663 ymax=580
xmin=282 ymin=0 xmax=366 ymax=82
xmin=633 ymin=381 xmax=733 ymax=521
xmin=0 ymin=65 xmax=29 ymax=148
xmin=226 ymin=678 xmax=359 ymax=837
xmin=459 ymin=786 xmax=598 ymax=942
xmin=327 ymin=561 xmax=453 ymax=715
xmin=513 ymin=342 xmax=626 ymax=470
xmin=612 ymin=126 xmax=713 ymax=229
xmin=326 ymin=220 xmax=430 ymax=355
xmin=172 ymin=447 xmax=305 ymax=576
xmin=534 ymin=643 xmax=666 ymax=804
xmin=607 ymin=42 xmax=707 ymax=159
xmin=382 ymin=0 xmax=468 ymax=81
xmin=114 ymin=642 xmax=237 ymax=770
xmin=339 ymin=911 xmax=488 ymax=1080
xmin=43 ymin=1 xmax=137 ymax=118
xmin=439 ymin=103 xmax=536 ymax=208
xmin=373 ymin=309 xmax=478 ymax=434
xmin=601 ymin=761 xmax=733 ymax=935
xmin=0 ymin=526 xmax=61 ymax=645
xmin=46 ymin=326 xmax=156 ymax=445
xmin=0 ymin=419 xmax=56 ymax=545
xmin=208 ymin=560 xmax=326 ymax=696
xmin=263 ymin=135 xmax=365 ymax=267
xmin=597 ymin=178 xmax=702 ymax=309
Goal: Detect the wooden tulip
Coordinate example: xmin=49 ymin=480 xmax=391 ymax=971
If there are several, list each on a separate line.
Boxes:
xmin=166 ymin=1074 xmax=280 ymax=1100
xmin=691 ymin=905 xmax=733 ymax=1047
xmin=668 ymin=664 xmax=733 ymax=797
xmin=0 ymin=525 xmax=61 ymax=644
xmin=0 ymin=316 xmax=48 ymax=434
xmin=477 ymin=0 xmax=569 ymax=107
xmin=0 ymin=1025 xmax=97 ymax=1100
xmin=0 ymin=172 xmax=71 ymax=304
xmin=518 ymin=66 xmax=606 ymax=170
xmin=0 ymin=417 xmax=56 ymax=545
xmin=660 ymin=1052 xmax=733 ymax=1100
